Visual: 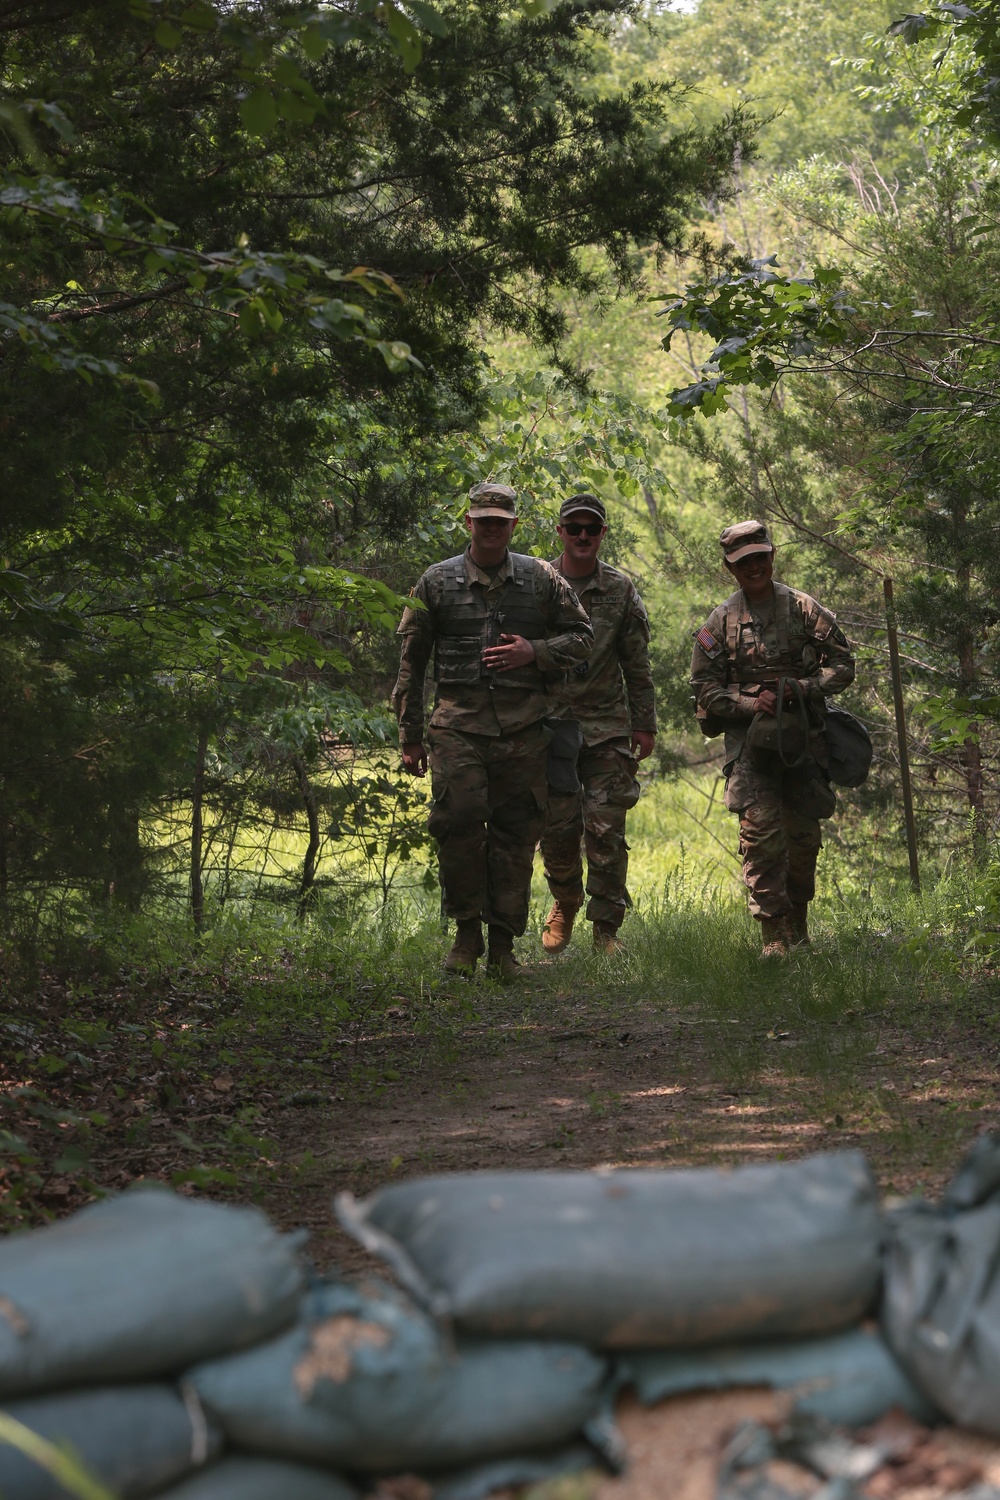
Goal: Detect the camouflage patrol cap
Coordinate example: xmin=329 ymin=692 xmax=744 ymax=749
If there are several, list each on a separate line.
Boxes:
xmin=559 ymin=492 xmax=607 ymax=524
xmin=720 ymin=519 xmax=774 ymax=564
xmin=467 ymin=481 xmax=518 ymax=519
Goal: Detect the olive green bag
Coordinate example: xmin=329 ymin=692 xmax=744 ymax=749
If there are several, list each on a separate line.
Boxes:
xmin=745 ymin=675 xmax=811 ymax=768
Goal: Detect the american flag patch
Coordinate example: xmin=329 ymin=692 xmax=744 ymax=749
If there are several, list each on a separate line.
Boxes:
xmin=695 ymin=625 xmax=723 ymax=658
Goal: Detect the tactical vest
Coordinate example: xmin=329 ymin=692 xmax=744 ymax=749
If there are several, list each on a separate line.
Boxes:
xmin=723 ymin=583 xmax=819 ymax=687
xmin=432 ymin=552 xmax=549 ymax=691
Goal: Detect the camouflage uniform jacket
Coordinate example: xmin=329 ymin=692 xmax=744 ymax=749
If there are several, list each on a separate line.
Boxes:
xmin=549 ymin=557 xmax=657 ymax=747
xmin=690 ymin=582 xmax=855 ymax=761
xmin=392 ymin=547 xmax=593 ymax=742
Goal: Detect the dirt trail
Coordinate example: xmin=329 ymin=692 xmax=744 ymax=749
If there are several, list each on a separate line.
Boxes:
xmin=256 ymin=988 xmax=999 ymax=1270
xmin=3 ymin=963 xmax=996 ymax=1254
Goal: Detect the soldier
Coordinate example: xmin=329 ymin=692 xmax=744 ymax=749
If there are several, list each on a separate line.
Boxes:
xmin=690 ymin=520 xmax=856 ymax=958
xmin=392 ymin=482 xmax=593 ymax=980
xmin=540 ymin=493 xmax=657 ymax=955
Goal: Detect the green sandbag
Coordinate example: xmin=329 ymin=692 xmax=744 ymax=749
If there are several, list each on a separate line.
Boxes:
xmin=154 ymin=1457 xmax=357 ymax=1500
xmin=190 ymin=1280 xmax=610 ymax=1473
xmin=335 ymin=1153 xmax=881 ymax=1347
xmin=0 ymin=1187 xmax=305 ymax=1397
xmin=0 ymin=1384 xmax=222 ymax=1500
xmin=619 ymin=1327 xmax=939 ymax=1427
xmin=882 ymin=1134 xmax=1000 ymax=1434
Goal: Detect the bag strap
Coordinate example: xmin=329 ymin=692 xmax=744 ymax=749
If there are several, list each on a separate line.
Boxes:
xmin=775 ymin=674 xmax=811 ymax=770
xmin=774 ymin=582 xmax=793 ymax=656
xmin=725 ymin=591 xmax=742 ymax=678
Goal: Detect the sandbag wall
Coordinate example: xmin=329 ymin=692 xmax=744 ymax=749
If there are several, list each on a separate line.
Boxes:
xmin=0 ymin=1190 xmax=361 ymax=1500
xmin=335 ymin=1149 xmax=937 ymax=1431
xmin=0 ymin=1186 xmax=613 ymax=1500
xmin=7 ymin=1144 xmax=1000 ymax=1499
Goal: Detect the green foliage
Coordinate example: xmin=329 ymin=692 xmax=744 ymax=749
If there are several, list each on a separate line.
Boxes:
xmin=0 ymin=0 xmax=754 ymax=918
xmin=661 ymin=257 xmax=852 ymax=418
xmin=886 ymin=1 xmax=1000 ymax=141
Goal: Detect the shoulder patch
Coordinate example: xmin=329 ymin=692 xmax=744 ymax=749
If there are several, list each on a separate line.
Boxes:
xmin=807 ymin=604 xmax=838 ymax=640
xmin=695 ymin=625 xmax=724 ymax=658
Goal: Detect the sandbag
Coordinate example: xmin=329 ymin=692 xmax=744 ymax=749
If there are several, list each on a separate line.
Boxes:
xmin=620 ymin=1327 xmax=938 ymax=1427
xmin=881 ymin=1133 xmax=1000 ymax=1434
xmin=190 ymin=1280 xmax=610 ymax=1473
xmin=336 ymin=1153 xmax=881 ymax=1347
xmin=154 ymin=1457 xmax=357 ymax=1500
xmin=0 ymin=1187 xmax=305 ymax=1397
xmin=0 ymin=1383 xmax=222 ymax=1500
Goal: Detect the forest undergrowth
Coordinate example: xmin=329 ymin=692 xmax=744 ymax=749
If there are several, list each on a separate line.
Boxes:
xmin=2 ymin=797 xmax=998 ymax=1263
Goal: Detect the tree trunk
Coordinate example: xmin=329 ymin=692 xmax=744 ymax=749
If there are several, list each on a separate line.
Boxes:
xmin=958 ymin=635 xmax=988 ymax=859
xmin=106 ymin=807 xmax=144 ymax=911
xmin=0 ymin=782 xmax=8 ymax=907
xmin=293 ymin=754 xmax=320 ymax=920
xmin=190 ymin=725 xmax=209 ymax=932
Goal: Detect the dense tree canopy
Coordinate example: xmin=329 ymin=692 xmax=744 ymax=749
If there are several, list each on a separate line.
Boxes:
xmin=2 ymin=0 xmax=752 ymax=536
xmin=0 ymin=0 xmax=753 ymax=913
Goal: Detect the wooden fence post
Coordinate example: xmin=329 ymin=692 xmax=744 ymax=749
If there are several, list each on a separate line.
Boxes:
xmin=883 ymin=577 xmax=920 ymax=893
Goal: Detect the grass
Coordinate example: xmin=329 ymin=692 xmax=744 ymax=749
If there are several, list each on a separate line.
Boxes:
xmin=0 ymin=769 xmax=997 ymax=1231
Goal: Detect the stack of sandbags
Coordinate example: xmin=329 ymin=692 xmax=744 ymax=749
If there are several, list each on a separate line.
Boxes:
xmin=0 ymin=1187 xmax=355 ymax=1499
xmin=336 ymin=1150 xmax=934 ymax=1433
xmin=0 ymin=1187 xmax=616 ymax=1500
xmin=15 ymin=1146 xmax=1000 ymax=1500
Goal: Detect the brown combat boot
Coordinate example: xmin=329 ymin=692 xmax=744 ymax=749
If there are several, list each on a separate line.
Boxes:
xmin=593 ymin=920 xmax=625 ymax=955
xmin=443 ymin=919 xmax=484 ymax=974
xmin=542 ymin=898 xmax=582 ymax=955
xmin=759 ymin=915 xmax=792 ymax=960
xmin=789 ymin=903 xmax=811 ymax=948
xmin=487 ymin=926 xmax=523 ymax=983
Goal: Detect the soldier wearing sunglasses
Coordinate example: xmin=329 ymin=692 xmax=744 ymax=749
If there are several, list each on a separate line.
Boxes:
xmin=540 ymin=493 xmax=657 ymax=955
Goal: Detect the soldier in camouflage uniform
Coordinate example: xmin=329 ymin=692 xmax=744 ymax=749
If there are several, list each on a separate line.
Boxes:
xmin=540 ymin=494 xmax=657 ymax=955
xmin=690 ymin=520 xmax=855 ymax=958
xmin=393 ymin=482 xmax=593 ymax=979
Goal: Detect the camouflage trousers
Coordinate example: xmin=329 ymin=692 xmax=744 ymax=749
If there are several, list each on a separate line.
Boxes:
xmin=540 ymin=736 xmax=641 ymax=928
xmin=426 ymin=722 xmax=549 ymax=938
xmin=723 ymin=740 xmax=837 ymax=921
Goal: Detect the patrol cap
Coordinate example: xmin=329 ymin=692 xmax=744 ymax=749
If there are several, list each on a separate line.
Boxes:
xmin=559 ymin=492 xmax=607 ymax=524
xmin=467 ymin=481 xmax=518 ymax=519
xmin=720 ymin=519 xmax=774 ymax=564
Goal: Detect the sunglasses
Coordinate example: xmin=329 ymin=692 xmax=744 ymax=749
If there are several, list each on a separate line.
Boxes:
xmin=562 ymin=521 xmax=604 ymax=537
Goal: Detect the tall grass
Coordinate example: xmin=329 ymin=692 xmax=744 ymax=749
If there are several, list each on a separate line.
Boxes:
xmin=6 ymin=772 xmax=989 ymax=1080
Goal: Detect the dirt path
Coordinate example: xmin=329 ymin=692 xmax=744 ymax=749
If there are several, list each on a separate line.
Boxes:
xmin=255 ymin=980 xmax=999 ymax=1269
xmin=2 ymin=960 xmax=996 ymax=1251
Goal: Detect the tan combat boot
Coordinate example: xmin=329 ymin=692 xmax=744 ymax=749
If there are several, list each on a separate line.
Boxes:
xmin=759 ymin=915 xmax=792 ymax=960
xmin=593 ymin=921 xmax=625 ymax=955
xmin=487 ymin=926 xmax=523 ymax=983
xmin=443 ymin=919 xmax=484 ymax=975
xmin=542 ymin=898 xmax=582 ymax=955
xmin=789 ymin=903 xmax=811 ymax=948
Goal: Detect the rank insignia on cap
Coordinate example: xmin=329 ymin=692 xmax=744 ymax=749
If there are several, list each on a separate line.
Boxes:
xmin=696 ymin=626 xmax=723 ymax=657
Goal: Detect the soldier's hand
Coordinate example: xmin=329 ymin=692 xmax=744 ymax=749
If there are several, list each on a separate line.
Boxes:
xmin=757 ymin=682 xmax=798 ymax=717
xmin=401 ymin=741 xmax=428 ymax=776
xmin=631 ymin=731 xmax=656 ymax=761
xmin=481 ymin=633 xmax=536 ymax=671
